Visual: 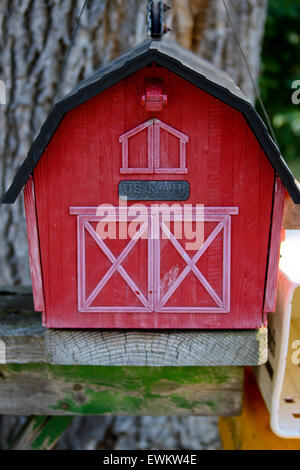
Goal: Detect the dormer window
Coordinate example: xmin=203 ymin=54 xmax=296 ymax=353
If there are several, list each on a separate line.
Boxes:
xmin=119 ymin=118 xmax=189 ymax=174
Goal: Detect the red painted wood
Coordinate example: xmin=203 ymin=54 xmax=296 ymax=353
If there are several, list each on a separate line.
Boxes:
xmin=33 ymin=67 xmax=275 ymax=329
xmin=70 ymin=206 xmax=238 ymax=314
xmin=263 ymin=176 xmax=285 ymax=315
xmin=23 ymin=176 xmax=45 ymax=313
xmin=141 ymin=78 xmax=167 ymax=112
xmin=119 ymin=118 xmax=188 ymax=174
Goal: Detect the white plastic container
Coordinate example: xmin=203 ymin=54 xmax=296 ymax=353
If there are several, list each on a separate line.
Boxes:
xmin=255 ymin=230 xmax=300 ymax=438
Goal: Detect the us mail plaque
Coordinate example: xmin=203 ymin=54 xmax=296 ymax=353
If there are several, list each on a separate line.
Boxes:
xmin=119 ymin=180 xmax=190 ymax=201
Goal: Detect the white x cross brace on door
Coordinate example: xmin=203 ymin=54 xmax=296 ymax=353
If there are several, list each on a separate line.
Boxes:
xmin=70 ymin=206 xmax=238 ymax=313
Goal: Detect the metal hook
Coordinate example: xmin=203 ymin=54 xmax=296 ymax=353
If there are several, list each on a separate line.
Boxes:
xmin=147 ymin=1 xmax=170 ymax=39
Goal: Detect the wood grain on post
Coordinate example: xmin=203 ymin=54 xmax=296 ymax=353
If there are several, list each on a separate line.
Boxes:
xmin=0 ymin=286 xmax=262 ymax=416
xmin=0 ymin=288 xmax=267 ymax=366
xmin=0 ymin=363 xmax=243 ymax=417
xmin=45 ymin=328 xmax=267 ymax=367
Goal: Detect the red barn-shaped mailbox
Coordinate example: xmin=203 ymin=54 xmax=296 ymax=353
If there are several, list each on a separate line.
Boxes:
xmin=3 ymin=39 xmax=300 ymax=330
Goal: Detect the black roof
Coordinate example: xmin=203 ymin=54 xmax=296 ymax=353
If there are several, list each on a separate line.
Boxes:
xmin=3 ymin=38 xmax=300 ymax=203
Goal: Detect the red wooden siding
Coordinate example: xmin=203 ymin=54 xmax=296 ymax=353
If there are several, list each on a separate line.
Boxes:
xmin=263 ymin=176 xmax=285 ymax=315
xmin=119 ymin=118 xmax=189 ymax=174
xmin=23 ymin=176 xmax=45 ymax=312
xmin=33 ymin=67 xmax=275 ymax=329
xmin=70 ymin=206 xmax=238 ymax=314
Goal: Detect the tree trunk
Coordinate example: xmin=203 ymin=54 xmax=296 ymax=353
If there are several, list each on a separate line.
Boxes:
xmin=0 ymin=0 xmax=267 ymax=450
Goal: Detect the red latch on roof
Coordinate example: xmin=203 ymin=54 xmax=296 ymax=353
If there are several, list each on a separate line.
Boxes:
xmin=141 ymin=78 xmax=167 ymax=112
